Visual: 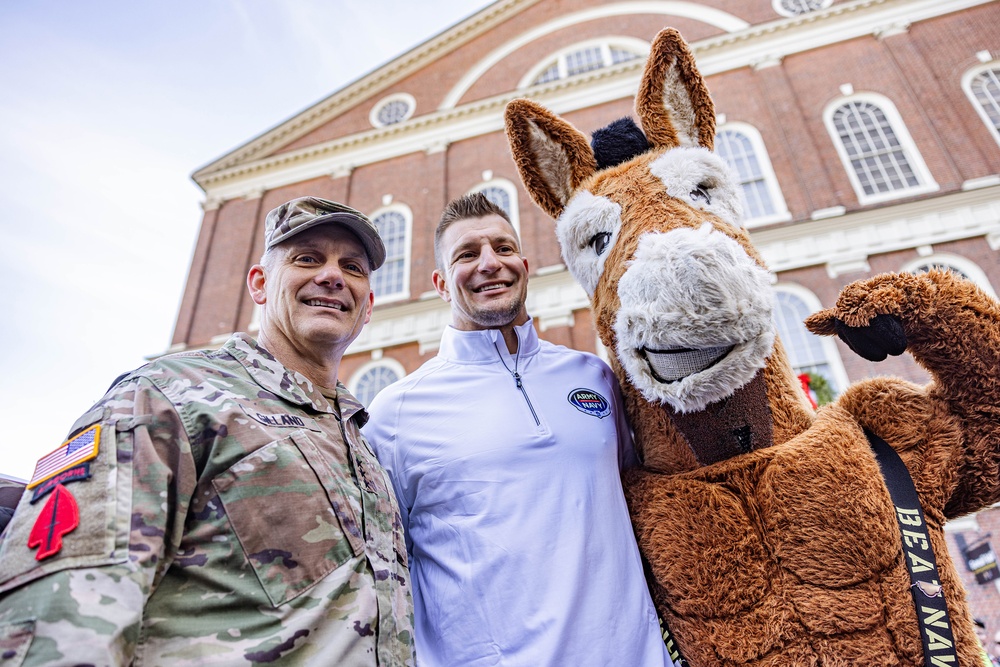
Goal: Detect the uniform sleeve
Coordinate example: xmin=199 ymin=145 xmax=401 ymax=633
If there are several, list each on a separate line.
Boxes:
xmin=0 ymin=377 xmax=197 ymax=666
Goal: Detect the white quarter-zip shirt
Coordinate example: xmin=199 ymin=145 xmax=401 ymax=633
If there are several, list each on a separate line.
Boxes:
xmin=365 ymin=319 xmax=672 ymax=667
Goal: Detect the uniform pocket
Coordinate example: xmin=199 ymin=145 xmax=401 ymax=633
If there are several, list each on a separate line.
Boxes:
xmin=213 ymin=431 xmax=363 ymax=607
xmin=0 ymin=619 xmax=34 ymax=666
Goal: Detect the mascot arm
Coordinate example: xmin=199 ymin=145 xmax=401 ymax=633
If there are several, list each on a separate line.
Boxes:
xmin=806 ymin=270 xmax=1000 ymax=517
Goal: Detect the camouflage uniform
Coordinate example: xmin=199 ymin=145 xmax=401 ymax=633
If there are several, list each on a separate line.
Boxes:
xmin=0 ymin=333 xmax=415 ymax=666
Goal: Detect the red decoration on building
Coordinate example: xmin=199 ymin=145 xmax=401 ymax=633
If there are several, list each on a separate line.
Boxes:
xmin=798 ymin=373 xmax=818 ymax=410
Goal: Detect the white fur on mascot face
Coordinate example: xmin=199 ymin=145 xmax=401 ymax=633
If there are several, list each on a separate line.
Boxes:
xmin=557 ymin=146 xmax=776 ymax=414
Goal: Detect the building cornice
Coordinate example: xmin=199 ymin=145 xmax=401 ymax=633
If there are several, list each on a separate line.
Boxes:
xmin=754 ymin=186 xmax=1000 ymax=276
xmin=695 ymin=0 xmax=991 ymax=76
xmin=191 ymin=0 xmax=538 ymax=181
xmin=194 ymin=59 xmax=646 ymax=199
xmin=194 ymin=0 xmax=989 ymax=202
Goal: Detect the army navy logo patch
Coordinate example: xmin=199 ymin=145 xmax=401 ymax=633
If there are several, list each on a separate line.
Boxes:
xmin=568 ymin=388 xmax=611 ymax=418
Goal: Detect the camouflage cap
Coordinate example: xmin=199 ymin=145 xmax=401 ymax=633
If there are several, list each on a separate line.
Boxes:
xmin=264 ymin=196 xmax=386 ymax=270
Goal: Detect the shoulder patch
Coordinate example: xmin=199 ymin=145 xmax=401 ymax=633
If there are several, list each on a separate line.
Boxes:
xmin=27 ymin=425 xmax=100 ymax=490
xmin=29 ymin=463 xmax=91 ymax=504
xmin=0 ymin=420 xmax=126 ymax=592
xmin=567 ymin=388 xmax=611 ymax=419
xmin=28 ymin=484 xmax=80 ymax=560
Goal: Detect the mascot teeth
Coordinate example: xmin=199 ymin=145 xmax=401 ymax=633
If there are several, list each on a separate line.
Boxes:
xmin=641 ymin=345 xmax=733 ymax=383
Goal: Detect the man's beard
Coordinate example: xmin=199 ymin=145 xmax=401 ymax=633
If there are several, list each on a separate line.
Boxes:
xmin=473 ymin=297 xmax=523 ymax=329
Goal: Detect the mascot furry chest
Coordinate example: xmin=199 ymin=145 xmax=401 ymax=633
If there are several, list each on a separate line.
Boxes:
xmin=505 ymin=28 xmax=1000 ymax=666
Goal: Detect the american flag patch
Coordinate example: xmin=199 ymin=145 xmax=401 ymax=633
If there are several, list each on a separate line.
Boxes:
xmin=27 ymin=425 xmax=101 ymax=490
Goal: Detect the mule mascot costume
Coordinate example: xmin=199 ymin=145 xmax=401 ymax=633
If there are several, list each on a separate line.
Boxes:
xmin=505 ymin=28 xmax=1000 ymax=666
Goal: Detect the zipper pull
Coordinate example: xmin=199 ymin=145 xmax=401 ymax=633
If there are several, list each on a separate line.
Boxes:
xmin=513 ymin=371 xmax=523 ymax=389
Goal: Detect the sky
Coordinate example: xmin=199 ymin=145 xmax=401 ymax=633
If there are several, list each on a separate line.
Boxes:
xmin=0 ymin=0 xmax=495 ymax=480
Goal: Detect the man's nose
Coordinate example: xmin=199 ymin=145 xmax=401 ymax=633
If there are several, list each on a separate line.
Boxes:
xmin=477 ymin=246 xmax=502 ymax=272
xmin=315 ymin=262 xmax=345 ymax=287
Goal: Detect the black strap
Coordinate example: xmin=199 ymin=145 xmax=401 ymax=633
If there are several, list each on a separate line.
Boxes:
xmin=658 ymin=615 xmax=687 ymax=666
xmin=640 ymin=553 xmax=688 ymax=665
xmin=866 ymin=428 xmax=959 ymax=667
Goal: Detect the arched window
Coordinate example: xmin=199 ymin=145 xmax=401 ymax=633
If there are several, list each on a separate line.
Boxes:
xmin=469 ymin=177 xmax=520 ymax=234
xmin=370 ymin=93 xmax=415 ymax=128
xmin=773 ymin=286 xmax=847 ymax=393
xmin=369 ymin=206 xmax=411 ymax=302
xmin=824 ymin=94 xmax=936 ymax=204
xmin=479 ymin=186 xmax=511 ymax=215
xmin=901 ymin=254 xmax=997 ymax=298
xmin=520 ymin=38 xmax=647 ymax=89
xmin=715 ymin=123 xmax=789 ymax=227
xmin=350 ymin=359 xmax=405 ymax=407
xmin=773 ymin=0 xmax=832 ymax=17
xmin=963 ymin=64 xmax=1000 ymax=146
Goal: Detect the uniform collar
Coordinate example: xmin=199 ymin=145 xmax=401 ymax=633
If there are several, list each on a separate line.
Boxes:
xmin=225 ymin=333 xmax=369 ymax=426
xmin=437 ymin=318 xmax=540 ymax=363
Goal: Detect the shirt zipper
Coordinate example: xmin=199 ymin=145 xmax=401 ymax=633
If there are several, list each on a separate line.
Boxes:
xmin=495 ymin=331 xmax=541 ymax=426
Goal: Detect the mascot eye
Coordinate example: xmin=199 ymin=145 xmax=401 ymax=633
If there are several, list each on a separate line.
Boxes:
xmin=589 ymin=232 xmax=612 ymax=256
xmin=690 ymin=185 xmax=712 ymax=205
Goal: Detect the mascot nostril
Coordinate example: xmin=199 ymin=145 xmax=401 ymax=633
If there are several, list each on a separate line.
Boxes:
xmin=507 ymin=26 xmax=1000 ymax=667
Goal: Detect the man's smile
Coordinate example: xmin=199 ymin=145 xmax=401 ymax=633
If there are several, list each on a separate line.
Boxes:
xmin=304 ymin=298 xmax=348 ymax=311
xmin=473 ymin=281 xmax=511 ymax=293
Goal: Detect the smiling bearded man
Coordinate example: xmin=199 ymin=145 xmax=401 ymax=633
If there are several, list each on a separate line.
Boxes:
xmin=363 ymin=192 xmax=676 ymax=667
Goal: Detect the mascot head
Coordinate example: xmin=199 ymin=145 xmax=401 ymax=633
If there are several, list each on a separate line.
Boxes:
xmin=505 ymin=28 xmax=814 ymax=472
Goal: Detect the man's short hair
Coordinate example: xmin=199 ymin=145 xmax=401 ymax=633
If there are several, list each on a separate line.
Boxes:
xmin=434 ymin=192 xmax=515 ymax=269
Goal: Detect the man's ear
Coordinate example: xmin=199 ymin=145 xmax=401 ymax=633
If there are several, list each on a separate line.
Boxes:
xmin=432 ymin=268 xmax=451 ymax=302
xmin=362 ymin=290 xmax=374 ymax=325
xmin=248 ymin=265 xmax=267 ymax=305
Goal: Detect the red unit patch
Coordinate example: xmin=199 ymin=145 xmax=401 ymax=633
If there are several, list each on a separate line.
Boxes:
xmin=28 ymin=483 xmax=80 ymax=560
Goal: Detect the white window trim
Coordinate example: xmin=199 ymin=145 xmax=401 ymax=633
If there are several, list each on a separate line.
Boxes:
xmin=369 ymin=203 xmax=413 ymax=305
xmin=773 ymin=282 xmax=850 ymax=392
xmin=369 ymin=92 xmax=416 ymax=129
xmin=772 ymin=0 xmax=832 ymax=19
xmin=962 ymin=61 xmax=1000 ymax=148
xmin=900 ymin=252 xmax=997 ymax=298
xmin=467 ymin=177 xmax=521 ymax=235
xmin=715 ymin=121 xmax=790 ymax=228
xmin=823 ymin=92 xmax=938 ymax=206
xmin=518 ymin=36 xmax=650 ymax=90
xmin=348 ymin=357 xmax=407 ymax=405
xmin=440 ymin=3 xmax=749 ymax=109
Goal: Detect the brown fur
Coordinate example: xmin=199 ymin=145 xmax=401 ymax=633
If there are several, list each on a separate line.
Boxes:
xmin=506 ymin=27 xmax=1000 ymax=666
xmin=503 ymin=99 xmax=596 ymax=218
xmin=635 ymin=28 xmax=716 ymax=150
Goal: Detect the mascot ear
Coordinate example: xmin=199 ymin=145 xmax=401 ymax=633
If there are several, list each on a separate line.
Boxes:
xmin=504 ymin=98 xmax=597 ymax=219
xmin=636 ymin=28 xmax=716 ymax=151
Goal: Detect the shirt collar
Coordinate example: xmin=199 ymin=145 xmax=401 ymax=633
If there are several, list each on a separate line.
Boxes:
xmin=224 ymin=333 xmax=369 ymax=426
xmin=437 ymin=318 xmax=540 ymax=363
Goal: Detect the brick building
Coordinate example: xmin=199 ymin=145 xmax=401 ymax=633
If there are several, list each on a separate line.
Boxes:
xmin=174 ymin=0 xmax=1000 ymax=643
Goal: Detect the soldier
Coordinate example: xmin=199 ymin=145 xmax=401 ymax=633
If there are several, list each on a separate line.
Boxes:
xmin=0 ymin=197 xmax=415 ymax=666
